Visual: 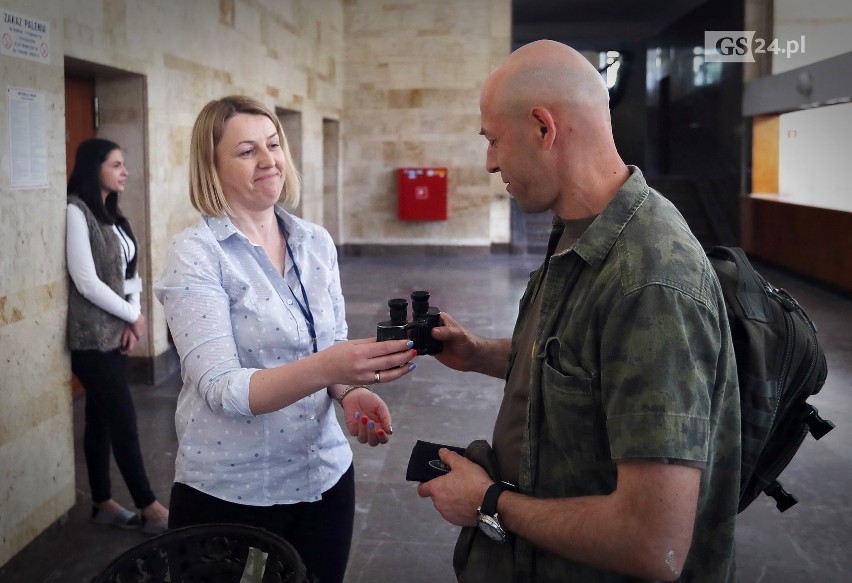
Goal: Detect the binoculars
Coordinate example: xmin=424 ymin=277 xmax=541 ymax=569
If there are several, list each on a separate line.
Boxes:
xmin=376 ymin=291 xmax=443 ymax=355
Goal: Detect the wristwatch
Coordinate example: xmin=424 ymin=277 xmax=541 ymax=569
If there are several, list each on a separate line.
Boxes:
xmin=476 ymin=482 xmax=509 ymax=543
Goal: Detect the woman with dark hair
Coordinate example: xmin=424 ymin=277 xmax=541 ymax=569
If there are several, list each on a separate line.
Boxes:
xmin=66 ymin=138 xmax=169 ymax=534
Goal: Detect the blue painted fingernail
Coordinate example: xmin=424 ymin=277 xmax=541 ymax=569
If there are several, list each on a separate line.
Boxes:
xmin=406 ymin=340 xmax=414 ymax=348
xmin=367 ymin=420 xmax=375 ymax=430
xmin=409 ymin=363 xmax=416 ymax=371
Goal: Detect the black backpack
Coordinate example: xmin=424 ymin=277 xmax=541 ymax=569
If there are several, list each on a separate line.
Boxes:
xmin=707 ymin=247 xmax=833 ymax=513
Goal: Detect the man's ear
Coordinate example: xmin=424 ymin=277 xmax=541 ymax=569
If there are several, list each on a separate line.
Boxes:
xmin=530 ymin=107 xmax=556 ymax=150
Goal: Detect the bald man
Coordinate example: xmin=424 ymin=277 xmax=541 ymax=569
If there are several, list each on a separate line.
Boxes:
xmin=418 ymin=40 xmax=740 ymax=582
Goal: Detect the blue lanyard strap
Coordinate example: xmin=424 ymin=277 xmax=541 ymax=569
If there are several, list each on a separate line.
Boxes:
xmin=284 ymin=236 xmax=318 ymax=354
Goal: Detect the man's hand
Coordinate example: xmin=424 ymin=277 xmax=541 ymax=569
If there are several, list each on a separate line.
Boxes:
xmin=431 ymin=312 xmax=511 ymax=379
xmin=417 ymin=448 xmax=494 ymax=527
xmin=430 ymin=312 xmax=477 ymax=372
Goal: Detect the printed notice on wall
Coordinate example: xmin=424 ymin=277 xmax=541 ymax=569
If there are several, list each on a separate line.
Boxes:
xmin=8 ymin=87 xmax=48 ymax=190
xmin=1 ymin=8 xmax=51 ymax=64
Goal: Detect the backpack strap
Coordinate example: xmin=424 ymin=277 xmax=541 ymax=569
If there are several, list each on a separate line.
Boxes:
xmin=764 ymin=480 xmax=799 ymax=512
xmin=708 ymin=246 xmax=771 ymax=323
xmin=804 ymin=404 xmax=836 ymax=440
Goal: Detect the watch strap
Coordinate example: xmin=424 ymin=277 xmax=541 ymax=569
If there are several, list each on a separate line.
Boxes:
xmin=481 ymin=482 xmax=507 ymax=516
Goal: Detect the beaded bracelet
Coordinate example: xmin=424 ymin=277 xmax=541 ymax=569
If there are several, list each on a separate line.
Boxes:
xmin=337 ymin=384 xmax=370 ymax=404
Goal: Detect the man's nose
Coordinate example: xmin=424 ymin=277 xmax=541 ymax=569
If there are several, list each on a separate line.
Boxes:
xmin=485 ymin=150 xmax=498 ymax=174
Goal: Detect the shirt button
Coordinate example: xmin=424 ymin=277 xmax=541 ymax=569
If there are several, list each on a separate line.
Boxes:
xmin=287 ymin=299 xmax=293 ymax=305
xmin=309 ymin=414 xmax=316 ymax=420
xmin=310 ymin=444 xmax=316 ymax=452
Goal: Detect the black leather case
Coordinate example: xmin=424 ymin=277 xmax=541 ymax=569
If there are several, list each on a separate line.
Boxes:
xmin=405 ymin=439 xmax=466 ymax=482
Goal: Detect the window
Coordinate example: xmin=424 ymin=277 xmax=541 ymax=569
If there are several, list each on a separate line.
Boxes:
xmin=692 ymin=46 xmax=722 ymax=87
xmin=599 ymin=50 xmax=629 ymax=105
xmin=599 ymin=50 xmax=623 ymax=89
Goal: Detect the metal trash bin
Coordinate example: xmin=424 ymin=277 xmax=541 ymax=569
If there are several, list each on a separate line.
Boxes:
xmin=91 ymin=523 xmax=308 ymax=583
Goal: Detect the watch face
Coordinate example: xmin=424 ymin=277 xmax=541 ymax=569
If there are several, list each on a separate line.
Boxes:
xmin=477 ymin=514 xmax=506 ymax=542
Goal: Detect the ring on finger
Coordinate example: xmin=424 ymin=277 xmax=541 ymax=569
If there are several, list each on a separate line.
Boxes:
xmin=374 ymin=371 xmax=381 ymax=384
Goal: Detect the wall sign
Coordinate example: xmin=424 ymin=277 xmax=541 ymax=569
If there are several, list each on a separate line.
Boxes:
xmin=1 ymin=8 xmax=51 ymax=64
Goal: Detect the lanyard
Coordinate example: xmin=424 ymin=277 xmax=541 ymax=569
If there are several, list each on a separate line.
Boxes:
xmin=284 ymin=236 xmax=318 ymax=354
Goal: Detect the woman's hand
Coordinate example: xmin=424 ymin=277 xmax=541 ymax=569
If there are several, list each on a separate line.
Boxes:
xmin=320 ymin=337 xmax=417 ymax=387
xmin=340 ymin=387 xmax=392 ymax=446
xmin=249 ymin=338 xmax=417 ymax=415
xmin=130 ymin=313 xmax=146 ymax=340
xmin=120 ymin=324 xmax=138 ymax=355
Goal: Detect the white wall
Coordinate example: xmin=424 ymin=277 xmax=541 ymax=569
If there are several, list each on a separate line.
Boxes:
xmin=778 ymin=102 xmax=852 ymax=211
xmin=772 ymin=0 xmax=852 ymax=210
xmin=772 ymin=0 xmax=852 ymax=73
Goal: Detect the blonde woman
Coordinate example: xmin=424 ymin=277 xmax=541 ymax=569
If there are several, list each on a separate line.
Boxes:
xmin=155 ymin=96 xmax=416 ymax=582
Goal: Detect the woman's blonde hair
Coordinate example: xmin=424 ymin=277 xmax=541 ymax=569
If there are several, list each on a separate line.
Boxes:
xmin=189 ymin=95 xmax=301 ymax=216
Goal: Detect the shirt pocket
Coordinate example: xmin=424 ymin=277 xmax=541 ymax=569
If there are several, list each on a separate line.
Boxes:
xmin=539 ymin=336 xmax=606 ymax=463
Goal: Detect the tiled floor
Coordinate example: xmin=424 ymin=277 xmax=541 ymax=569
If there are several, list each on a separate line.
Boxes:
xmin=2 ymin=252 xmax=850 ymax=582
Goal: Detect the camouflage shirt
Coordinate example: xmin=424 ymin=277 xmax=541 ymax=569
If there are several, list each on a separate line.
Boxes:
xmin=509 ymin=167 xmax=741 ymax=582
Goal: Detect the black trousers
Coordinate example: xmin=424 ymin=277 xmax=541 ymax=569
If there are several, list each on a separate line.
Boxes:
xmin=71 ymin=348 xmax=156 ymax=509
xmin=169 ymin=464 xmax=356 ymax=583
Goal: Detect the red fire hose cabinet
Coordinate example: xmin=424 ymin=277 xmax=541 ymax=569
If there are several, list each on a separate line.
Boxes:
xmin=397 ymin=167 xmax=447 ymax=221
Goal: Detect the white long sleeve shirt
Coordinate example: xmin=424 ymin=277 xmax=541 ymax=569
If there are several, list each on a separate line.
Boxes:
xmin=66 ymin=204 xmax=141 ymax=323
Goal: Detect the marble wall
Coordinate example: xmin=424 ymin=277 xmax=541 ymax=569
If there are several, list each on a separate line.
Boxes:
xmin=1 ymin=1 xmax=74 ymax=567
xmin=0 ymin=0 xmax=510 ymax=567
xmin=0 ymin=0 xmax=346 ymax=566
xmin=342 ymin=0 xmax=511 ymax=248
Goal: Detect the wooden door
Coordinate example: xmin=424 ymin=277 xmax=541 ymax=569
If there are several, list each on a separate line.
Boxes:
xmin=65 ymin=75 xmax=96 ymax=397
xmin=65 ymin=76 xmax=96 ymax=178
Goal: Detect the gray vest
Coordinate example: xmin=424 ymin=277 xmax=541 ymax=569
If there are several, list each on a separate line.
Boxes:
xmin=67 ymin=195 xmax=126 ymax=351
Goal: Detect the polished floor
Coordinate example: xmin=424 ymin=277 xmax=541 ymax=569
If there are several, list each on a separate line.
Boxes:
xmin=3 ymin=252 xmax=851 ymax=582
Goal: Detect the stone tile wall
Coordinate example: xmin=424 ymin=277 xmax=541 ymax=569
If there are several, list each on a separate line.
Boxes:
xmin=342 ymin=0 xmax=511 ymax=248
xmin=0 ymin=0 xmax=510 ymax=567
xmin=0 ymin=0 xmax=345 ymax=565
